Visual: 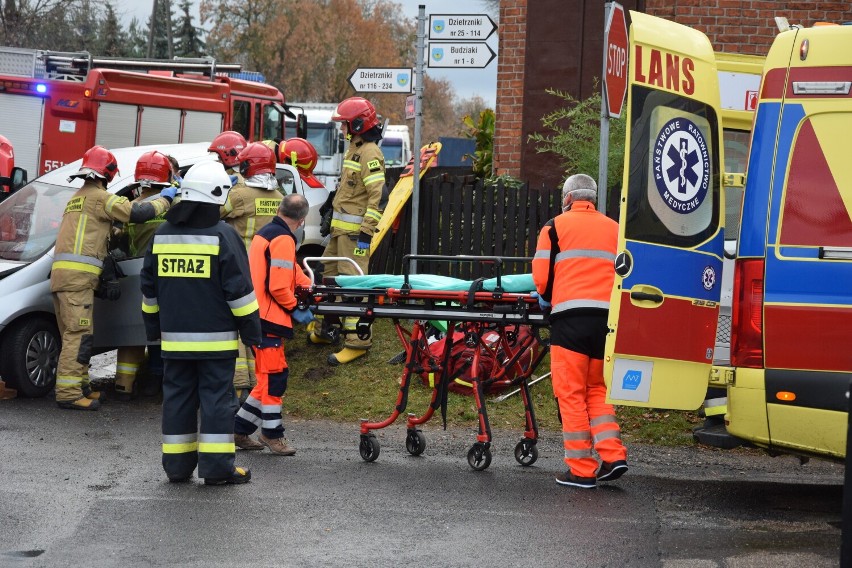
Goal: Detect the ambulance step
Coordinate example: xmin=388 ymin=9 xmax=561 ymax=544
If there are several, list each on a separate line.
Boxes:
xmin=692 ymin=423 xmax=748 ymax=450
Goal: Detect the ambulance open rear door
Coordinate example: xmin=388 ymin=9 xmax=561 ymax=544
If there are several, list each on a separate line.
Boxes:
xmin=604 ymin=12 xmax=725 ymax=410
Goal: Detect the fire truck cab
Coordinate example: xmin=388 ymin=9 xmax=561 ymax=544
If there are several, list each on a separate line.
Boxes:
xmin=604 ymin=12 xmax=852 ymax=461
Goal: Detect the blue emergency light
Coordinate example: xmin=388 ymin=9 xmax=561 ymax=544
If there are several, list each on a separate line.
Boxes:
xmin=35 ymin=84 xmax=47 ymax=94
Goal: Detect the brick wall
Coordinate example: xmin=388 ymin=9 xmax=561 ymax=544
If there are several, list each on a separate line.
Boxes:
xmin=494 ymin=0 xmax=852 ymax=186
xmin=494 ymin=0 xmax=527 ymax=179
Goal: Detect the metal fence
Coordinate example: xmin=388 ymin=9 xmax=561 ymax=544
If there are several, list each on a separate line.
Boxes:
xmin=370 ymin=170 xmax=563 ymax=279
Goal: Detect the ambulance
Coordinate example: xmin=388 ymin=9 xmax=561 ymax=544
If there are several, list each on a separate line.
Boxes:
xmin=604 ymin=12 xmax=852 ymax=461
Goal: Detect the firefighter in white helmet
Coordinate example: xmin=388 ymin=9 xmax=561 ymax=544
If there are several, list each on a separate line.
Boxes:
xmin=51 ymin=145 xmax=175 ymax=411
xmin=141 ymin=159 xmax=261 ymax=485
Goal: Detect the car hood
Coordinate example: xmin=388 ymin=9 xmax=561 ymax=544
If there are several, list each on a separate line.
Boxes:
xmin=0 ymin=260 xmax=27 ymax=277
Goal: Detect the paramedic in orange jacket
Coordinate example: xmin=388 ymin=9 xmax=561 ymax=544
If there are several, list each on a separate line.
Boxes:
xmin=532 ymin=173 xmax=627 ymax=488
xmin=233 ymin=193 xmax=314 ymax=455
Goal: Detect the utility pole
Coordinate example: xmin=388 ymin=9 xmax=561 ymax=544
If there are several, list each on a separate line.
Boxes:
xmin=146 ymin=0 xmax=158 ymax=58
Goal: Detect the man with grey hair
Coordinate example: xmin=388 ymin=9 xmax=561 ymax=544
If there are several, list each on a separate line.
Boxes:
xmin=532 ymin=173 xmax=628 ymax=489
xmin=233 ymin=193 xmax=313 ymax=455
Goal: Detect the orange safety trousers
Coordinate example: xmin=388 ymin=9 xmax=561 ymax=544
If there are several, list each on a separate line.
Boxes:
xmin=234 ymin=338 xmax=288 ymax=438
xmin=551 ymin=345 xmax=627 ymax=478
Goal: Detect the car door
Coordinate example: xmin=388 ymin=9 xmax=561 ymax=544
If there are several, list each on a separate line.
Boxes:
xmin=604 ymin=12 xmax=725 ymax=410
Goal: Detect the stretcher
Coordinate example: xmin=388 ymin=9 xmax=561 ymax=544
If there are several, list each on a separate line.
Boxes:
xmin=297 ymin=255 xmax=550 ymax=471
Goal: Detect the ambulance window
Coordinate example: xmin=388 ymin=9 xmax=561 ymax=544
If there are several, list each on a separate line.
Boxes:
xmin=624 ymin=85 xmax=721 ymax=248
xmin=779 ymin=113 xmax=852 ymax=248
xmin=232 ymin=100 xmax=250 ymax=140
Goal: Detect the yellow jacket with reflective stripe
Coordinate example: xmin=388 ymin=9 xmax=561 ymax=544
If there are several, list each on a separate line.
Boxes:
xmin=220 ymin=181 xmax=282 ymax=251
xmin=127 ymin=187 xmax=172 ymax=257
xmin=330 ymin=136 xmax=385 ymax=237
xmin=51 ymin=180 xmax=169 ymax=292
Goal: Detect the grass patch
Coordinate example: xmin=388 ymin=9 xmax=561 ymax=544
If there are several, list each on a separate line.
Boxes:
xmin=284 ymin=319 xmax=702 ymax=446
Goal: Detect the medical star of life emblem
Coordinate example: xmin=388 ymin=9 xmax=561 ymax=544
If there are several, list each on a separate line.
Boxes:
xmin=653 ymin=117 xmax=711 ymax=214
xmin=702 ymin=265 xmax=716 ymax=291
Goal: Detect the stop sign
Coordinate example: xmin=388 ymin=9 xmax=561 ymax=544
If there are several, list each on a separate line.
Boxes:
xmin=604 ymin=3 xmax=628 ymax=118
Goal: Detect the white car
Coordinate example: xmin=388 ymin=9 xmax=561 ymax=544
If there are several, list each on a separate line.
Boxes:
xmin=0 ymin=142 xmax=328 ymax=397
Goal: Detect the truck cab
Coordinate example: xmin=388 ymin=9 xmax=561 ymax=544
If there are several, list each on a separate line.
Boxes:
xmin=604 ymin=13 xmax=852 ymax=461
xmin=285 ymin=103 xmax=346 ymax=190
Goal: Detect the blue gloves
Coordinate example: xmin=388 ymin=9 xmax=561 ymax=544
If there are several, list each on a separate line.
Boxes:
xmin=291 ymin=308 xmax=315 ymax=324
xmin=229 ymin=174 xmax=239 ymax=186
xmin=354 ymin=231 xmax=371 ymax=256
xmin=159 ymin=185 xmax=177 ymax=202
xmin=530 ymin=291 xmax=551 ymax=310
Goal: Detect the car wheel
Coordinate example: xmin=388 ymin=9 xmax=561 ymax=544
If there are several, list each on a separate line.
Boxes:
xmin=0 ymin=317 xmax=60 ymax=398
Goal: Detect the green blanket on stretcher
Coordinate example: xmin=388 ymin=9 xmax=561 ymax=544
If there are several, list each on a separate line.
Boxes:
xmin=333 ymin=273 xmax=536 ymax=293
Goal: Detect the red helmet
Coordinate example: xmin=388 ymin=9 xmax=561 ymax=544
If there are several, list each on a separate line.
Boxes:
xmin=280 ymin=137 xmax=324 ymax=188
xmin=208 ymin=130 xmax=247 ymax=168
xmin=134 ymin=150 xmax=173 ymax=186
xmin=71 ymin=145 xmax=120 ymax=182
xmin=236 ymin=142 xmax=276 ymax=178
xmin=332 ymin=97 xmax=378 ymax=134
xmin=0 ymin=135 xmax=13 ymax=162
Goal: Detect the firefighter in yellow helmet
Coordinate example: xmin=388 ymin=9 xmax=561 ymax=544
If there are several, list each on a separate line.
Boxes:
xmin=51 ymin=145 xmax=175 ymax=410
xmin=307 ymin=97 xmax=385 ymax=366
xmin=113 ymin=150 xmax=178 ymax=401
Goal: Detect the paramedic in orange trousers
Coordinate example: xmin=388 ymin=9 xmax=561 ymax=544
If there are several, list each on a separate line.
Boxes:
xmin=532 ymin=173 xmax=628 ymax=489
xmin=233 ymin=194 xmax=314 ymax=455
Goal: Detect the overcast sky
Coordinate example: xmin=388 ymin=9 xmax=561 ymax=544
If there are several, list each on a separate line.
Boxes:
xmin=112 ymin=0 xmax=498 ymax=106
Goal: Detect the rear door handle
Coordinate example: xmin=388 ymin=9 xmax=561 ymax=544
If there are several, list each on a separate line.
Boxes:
xmin=630 ymin=291 xmax=663 ymax=303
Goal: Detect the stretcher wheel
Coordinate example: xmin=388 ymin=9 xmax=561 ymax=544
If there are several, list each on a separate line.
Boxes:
xmin=405 ymin=429 xmax=426 ymax=456
xmin=359 ymin=434 xmax=380 ymax=462
xmin=467 ymin=443 xmax=492 ymax=471
xmin=514 ymin=439 xmax=538 ymax=466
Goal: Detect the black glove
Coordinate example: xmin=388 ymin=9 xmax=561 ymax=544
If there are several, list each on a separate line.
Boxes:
xmin=354 ymin=231 xmax=371 ymax=256
xmin=320 ymin=208 xmax=332 ymax=237
xmin=95 ymin=279 xmax=121 ymax=301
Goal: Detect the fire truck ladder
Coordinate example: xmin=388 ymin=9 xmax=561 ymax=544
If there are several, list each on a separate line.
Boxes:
xmin=40 ymin=51 xmax=242 ymax=81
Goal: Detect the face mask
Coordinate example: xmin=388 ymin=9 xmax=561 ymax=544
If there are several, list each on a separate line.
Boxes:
xmin=293 ymin=224 xmax=305 ymax=249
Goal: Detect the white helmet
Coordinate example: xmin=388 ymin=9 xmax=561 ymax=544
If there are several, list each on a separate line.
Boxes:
xmin=179 ymin=160 xmax=233 ymax=205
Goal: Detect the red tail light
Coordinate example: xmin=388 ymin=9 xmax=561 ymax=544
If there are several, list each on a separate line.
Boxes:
xmin=730 ymin=258 xmax=764 ymax=368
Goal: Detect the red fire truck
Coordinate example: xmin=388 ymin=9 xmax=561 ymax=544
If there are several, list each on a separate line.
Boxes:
xmin=0 ymin=47 xmax=292 ymax=177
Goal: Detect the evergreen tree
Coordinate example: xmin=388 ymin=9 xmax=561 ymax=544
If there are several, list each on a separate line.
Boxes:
xmin=99 ymin=3 xmax=127 ymax=57
xmin=175 ymin=0 xmax=205 ymax=57
xmin=145 ymin=0 xmax=177 ymax=58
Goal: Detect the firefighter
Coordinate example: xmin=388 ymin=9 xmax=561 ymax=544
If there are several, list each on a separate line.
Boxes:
xmin=234 ymin=193 xmax=314 ymax=454
xmin=0 ymin=134 xmax=15 ymax=194
xmin=307 ymin=97 xmax=385 ymax=366
xmin=218 ymin=141 xmax=282 ymax=404
xmin=141 ymin=159 xmax=261 ymax=485
xmin=532 ymin=173 xmax=628 ymax=488
xmin=51 ymin=145 xmax=175 ymax=410
xmin=113 ymin=151 xmax=177 ymax=401
xmin=279 ymin=137 xmax=321 ymax=185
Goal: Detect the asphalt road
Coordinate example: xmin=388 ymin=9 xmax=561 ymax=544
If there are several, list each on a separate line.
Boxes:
xmin=0 ymin=395 xmax=844 ymax=568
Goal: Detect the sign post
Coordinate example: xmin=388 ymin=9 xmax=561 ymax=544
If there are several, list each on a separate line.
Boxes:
xmin=598 ymin=1 xmax=628 ymax=213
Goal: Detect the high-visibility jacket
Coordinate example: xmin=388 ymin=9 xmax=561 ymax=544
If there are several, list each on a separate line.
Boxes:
xmin=140 ymin=214 xmax=262 ymax=359
xmin=249 ymin=216 xmax=312 ymax=338
xmin=330 ymin=135 xmax=385 ymax=238
xmin=51 ymin=180 xmax=170 ymax=292
xmin=220 ymin=181 xmax=282 ymax=250
xmin=532 ymin=200 xmax=618 ymax=321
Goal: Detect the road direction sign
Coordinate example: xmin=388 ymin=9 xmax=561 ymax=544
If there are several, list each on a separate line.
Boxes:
xmin=603 ymin=2 xmax=628 ymax=118
xmin=429 ymin=14 xmax=497 ymax=40
xmin=347 ymin=68 xmax=413 ymax=93
xmin=428 ymin=42 xmax=496 ymax=68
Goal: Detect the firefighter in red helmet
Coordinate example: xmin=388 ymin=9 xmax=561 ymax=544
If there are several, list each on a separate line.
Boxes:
xmin=279 ymin=137 xmax=324 ymax=188
xmin=308 ymin=97 xmax=385 ymax=366
xmin=51 ymin=145 xmax=176 ymax=410
xmin=216 ymin=140 xmax=282 ymax=405
xmin=113 ymin=150 xmax=177 ymax=401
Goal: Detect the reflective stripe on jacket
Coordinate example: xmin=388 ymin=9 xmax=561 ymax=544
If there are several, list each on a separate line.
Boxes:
xmin=140 ymin=221 xmax=261 ymax=359
xmin=330 ymin=136 xmax=385 ymax=237
xmin=532 ymin=201 xmax=618 ymax=320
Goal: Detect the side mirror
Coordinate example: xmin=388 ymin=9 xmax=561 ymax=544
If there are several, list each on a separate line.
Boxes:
xmin=338 ymin=135 xmax=345 ymax=153
xmin=11 ymin=167 xmax=26 ymax=189
xmin=296 ymin=114 xmax=308 ymax=140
